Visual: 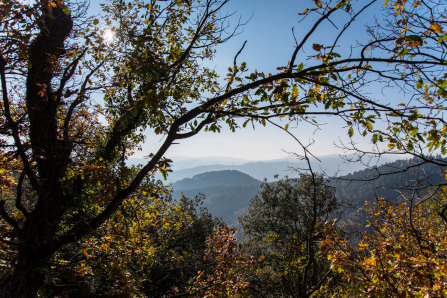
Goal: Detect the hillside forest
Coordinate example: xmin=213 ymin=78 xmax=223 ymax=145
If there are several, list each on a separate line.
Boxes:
xmin=1 ymin=0 xmax=447 ymax=296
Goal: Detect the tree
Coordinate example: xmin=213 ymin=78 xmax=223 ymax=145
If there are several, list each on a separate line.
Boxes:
xmin=1 ymin=0 xmax=447 ymax=295
xmin=39 ymin=188 xmax=219 ymax=297
xmin=239 ymin=174 xmax=337 ymax=297
xmin=340 ymin=0 xmax=447 ymax=165
xmin=187 ymin=225 xmax=254 ymax=297
xmin=321 ymin=192 xmax=447 ymax=297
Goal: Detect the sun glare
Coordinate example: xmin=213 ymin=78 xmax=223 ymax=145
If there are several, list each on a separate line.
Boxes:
xmin=103 ymin=28 xmax=115 ymax=45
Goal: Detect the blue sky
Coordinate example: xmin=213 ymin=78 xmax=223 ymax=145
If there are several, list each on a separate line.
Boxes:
xmin=90 ymin=0 xmax=387 ymax=160
xmin=164 ymin=0 xmax=385 ymax=160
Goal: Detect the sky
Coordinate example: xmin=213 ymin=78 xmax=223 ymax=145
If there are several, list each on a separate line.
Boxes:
xmin=90 ymin=0 xmax=388 ymax=161
xmin=163 ymin=0 xmax=385 ymax=161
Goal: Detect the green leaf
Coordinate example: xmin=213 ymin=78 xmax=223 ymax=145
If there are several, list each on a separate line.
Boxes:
xmin=327 ymin=52 xmax=341 ymax=58
xmin=398 ymin=48 xmax=411 ymax=57
xmin=372 ymin=134 xmax=378 ymax=144
xmin=336 ymin=2 xmax=346 ymax=9
xmin=416 ymin=77 xmax=423 ymax=89
xmin=348 ymin=127 xmax=354 ymax=137
xmin=292 ymin=85 xmax=298 ymax=98
xmin=63 ymin=5 xmax=71 ymax=15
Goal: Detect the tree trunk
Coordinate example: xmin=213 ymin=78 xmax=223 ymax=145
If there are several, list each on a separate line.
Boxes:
xmin=0 ymin=266 xmax=43 ymax=297
xmin=0 ymin=198 xmax=65 ymax=297
xmin=0 ymin=246 xmax=53 ymax=297
xmin=0 ymin=4 xmax=75 ymax=296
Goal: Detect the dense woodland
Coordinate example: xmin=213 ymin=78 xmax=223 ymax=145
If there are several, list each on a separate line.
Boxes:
xmin=1 ymin=0 xmax=447 ymax=296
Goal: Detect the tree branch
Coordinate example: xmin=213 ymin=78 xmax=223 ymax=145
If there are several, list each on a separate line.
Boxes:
xmin=331 ymin=0 xmax=376 ymax=49
xmin=56 ymin=48 xmax=87 ymax=104
xmin=57 ymin=125 xmax=178 ymax=246
xmin=15 ymin=170 xmax=28 ymax=217
xmin=63 ymin=61 xmax=104 ymax=142
xmin=0 ymin=201 xmax=19 ymax=229
xmin=0 ymin=55 xmax=39 ymax=191
xmin=288 ymin=7 xmax=339 ymax=73
xmin=174 ymin=112 xmax=215 ymax=139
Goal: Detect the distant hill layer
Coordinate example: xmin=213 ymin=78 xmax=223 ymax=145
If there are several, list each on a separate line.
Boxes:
xmin=173 ymin=170 xmax=261 ymax=190
xmin=129 ymin=156 xmax=250 ymax=171
xmin=334 ymin=157 xmax=447 ymax=205
xmin=173 ymin=185 xmax=260 ymax=228
xmin=171 ymin=158 xmax=447 ymax=228
xmin=164 ymin=155 xmax=393 ymax=183
xmin=172 ymin=170 xmax=261 ymax=226
xmin=129 ymin=154 xmax=397 ymax=183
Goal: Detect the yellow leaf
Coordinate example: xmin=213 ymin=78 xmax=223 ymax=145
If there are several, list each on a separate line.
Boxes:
xmin=430 ymin=23 xmax=443 ymax=34
xmin=292 ymin=85 xmax=298 ymax=98
xmin=314 ymin=0 xmax=322 ymax=8
xmin=441 ymin=264 xmax=447 ymax=273
xmin=364 ymin=257 xmax=376 ymax=266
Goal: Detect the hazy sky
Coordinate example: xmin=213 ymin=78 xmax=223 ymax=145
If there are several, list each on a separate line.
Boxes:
xmin=91 ymin=0 xmax=386 ymax=160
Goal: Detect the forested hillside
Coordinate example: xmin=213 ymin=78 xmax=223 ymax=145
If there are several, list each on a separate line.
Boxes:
xmin=173 ymin=170 xmax=261 ymax=190
xmin=333 ymin=157 xmax=447 ymax=204
xmin=172 ymin=157 xmax=447 ymax=228
xmin=172 ymin=170 xmax=261 ymax=226
xmin=157 ymin=154 xmax=377 ymax=183
xmin=327 ymin=157 xmax=447 ymax=236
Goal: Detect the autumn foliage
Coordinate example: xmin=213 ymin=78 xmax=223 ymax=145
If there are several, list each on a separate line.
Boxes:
xmin=190 ymin=225 xmax=254 ymax=297
xmin=321 ymin=193 xmax=447 ymax=297
xmin=41 ymin=189 xmax=219 ymax=296
xmin=1 ymin=0 xmax=447 ymax=295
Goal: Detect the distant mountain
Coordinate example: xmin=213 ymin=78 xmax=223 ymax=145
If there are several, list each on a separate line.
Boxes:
xmin=164 ymin=155 xmax=387 ymax=183
xmin=173 ymin=170 xmax=261 ymax=190
xmin=175 ymin=185 xmax=260 ymax=228
xmin=171 ymin=157 xmax=447 ymax=230
xmin=172 ymin=170 xmax=262 ymax=227
xmin=169 ymin=156 xmax=250 ymax=170
xmin=333 ymin=157 xmax=447 ymax=204
xmin=127 ymin=156 xmax=250 ymax=171
xmin=128 ymin=154 xmax=397 ymax=183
